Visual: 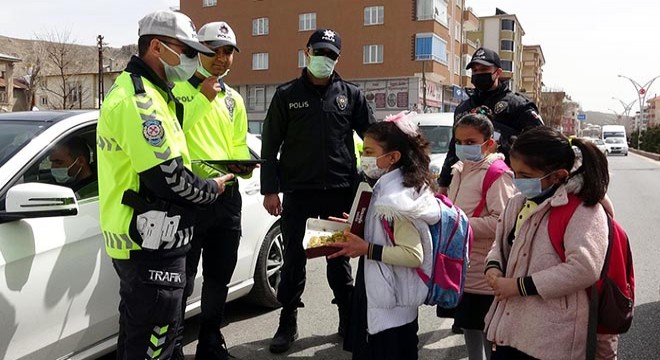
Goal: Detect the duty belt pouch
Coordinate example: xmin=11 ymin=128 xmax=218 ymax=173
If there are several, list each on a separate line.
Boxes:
xmin=122 ymin=190 xmax=194 ymax=251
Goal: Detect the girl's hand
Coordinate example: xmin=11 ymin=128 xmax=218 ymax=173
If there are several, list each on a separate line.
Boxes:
xmin=485 ymin=268 xmax=504 ymax=288
xmin=326 ymin=230 xmax=368 ymax=259
xmin=492 ymin=277 xmax=519 ymax=301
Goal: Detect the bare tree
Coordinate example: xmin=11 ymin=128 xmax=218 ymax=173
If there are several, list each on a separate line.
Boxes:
xmin=35 ymin=29 xmax=91 ymax=109
xmin=540 ymin=91 xmax=568 ymax=129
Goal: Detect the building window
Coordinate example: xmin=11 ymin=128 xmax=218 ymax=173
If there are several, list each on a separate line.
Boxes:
xmin=454 ymin=55 xmax=460 ymax=75
xmin=299 ymin=13 xmax=316 ymax=31
xmin=462 ymin=54 xmax=472 ymax=76
xmin=202 ymin=0 xmax=217 ymax=7
xmin=416 ymin=0 xmax=448 ymax=26
xmin=501 ymin=60 xmax=513 ymax=72
xmin=67 ymin=82 xmax=82 ymax=105
xmin=364 ymin=6 xmax=384 ymax=25
xmin=298 ymin=50 xmax=307 ymax=68
xmin=41 ymin=97 xmax=48 ymax=105
xmin=501 ymin=19 xmax=515 ymax=31
xmin=252 ymin=53 xmax=269 ymax=70
xmin=454 ymin=21 xmax=461 ymax=38
xmin=501 ymin=39 xmax=514 ymax=52
xmin=415 ymin=33 xmax=447 ymax=64
xmin=252 ymin=17 xmax=269 ymax=36
xmin=248 ymin=86 xmax=265 ymax=111
xmin=363 ymin=44 xmax=383 ymax=64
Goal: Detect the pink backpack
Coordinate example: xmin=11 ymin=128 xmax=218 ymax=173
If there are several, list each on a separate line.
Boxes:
xmin=472 ymin=159 xmax=509 ymax=217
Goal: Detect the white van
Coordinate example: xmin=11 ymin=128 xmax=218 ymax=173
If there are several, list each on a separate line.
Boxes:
xmin=601 ymin=125 xmax=629 ymax=156
xmin=410 ymin=112 xmax=455 ymax=172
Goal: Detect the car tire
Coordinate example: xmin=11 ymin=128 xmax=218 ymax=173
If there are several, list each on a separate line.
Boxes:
xmin=247 ymin=223 xmax=284 ymax=308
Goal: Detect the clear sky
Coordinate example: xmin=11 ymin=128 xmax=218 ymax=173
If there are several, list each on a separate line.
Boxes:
xmin=1 ymin=0 xmax=659 ymax=113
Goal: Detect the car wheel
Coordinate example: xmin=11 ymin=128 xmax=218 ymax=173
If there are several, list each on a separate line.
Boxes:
xmin=247 ymin=223 xmax=283 ymax=308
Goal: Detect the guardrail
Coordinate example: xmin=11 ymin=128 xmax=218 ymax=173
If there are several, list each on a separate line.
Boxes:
xmin=629 ymin=148 xmax=660 ymax=161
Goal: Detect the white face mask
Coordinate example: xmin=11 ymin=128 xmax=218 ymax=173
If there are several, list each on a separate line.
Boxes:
xmin=360 ymin=154 xmax=390 ymax=180
xmin=159 ymin=42 xmax=198 ymax=82
xmin=51 ymin=158 xmax=80 ymax=184
xmin=307 ymin=55 xmax=337 ymax=79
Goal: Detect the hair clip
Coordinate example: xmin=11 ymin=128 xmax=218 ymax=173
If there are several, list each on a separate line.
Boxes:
xmin=384 ymin=111 xmax=419 ymax=137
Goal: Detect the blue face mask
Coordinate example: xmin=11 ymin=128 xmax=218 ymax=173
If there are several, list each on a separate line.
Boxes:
xmin=455 ymin=141 xmax=487 ymax=162
xmin=513 ymin=172 xmax=554 ymax=199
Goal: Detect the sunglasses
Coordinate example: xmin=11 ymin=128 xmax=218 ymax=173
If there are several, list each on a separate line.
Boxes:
xmin=160 ymin=40 xmax=197 ymax=59
xmin=312 ymin=48 xmax=339 ymax=61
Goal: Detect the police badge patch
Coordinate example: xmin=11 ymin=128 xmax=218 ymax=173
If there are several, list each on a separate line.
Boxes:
xmin=494 ymin=101 xmax=507 ymax=114
xmin=336 ymin=95 xmax=348 ymax=111
xmin=225 ymin=93 xmax=235 ymax=121
xmin=143 ymin=119 xmax=165 ymax=147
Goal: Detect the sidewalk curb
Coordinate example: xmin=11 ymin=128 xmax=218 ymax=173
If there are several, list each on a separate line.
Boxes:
xmin=629 ymin=148 xmax=660 ymax=161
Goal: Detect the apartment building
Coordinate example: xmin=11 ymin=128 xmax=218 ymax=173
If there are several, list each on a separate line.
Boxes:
xmin=182 ymin=0 xmax=480 ymax=131
xmin=644 ymin=95 xmax=659 ymax=128
xmin=0 ymin=52 xmax=21 ymax=111
xmin=521 ymin=44 xmax=545 ymax=107
xmin=466 ymin=8 xmax=525 ymax=93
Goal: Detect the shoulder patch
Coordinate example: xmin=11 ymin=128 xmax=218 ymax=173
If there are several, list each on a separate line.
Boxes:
xmin=494 ymin=101 xmax=507 ymax=114
xmin=143 ymin=119 xmax=165 ymax=147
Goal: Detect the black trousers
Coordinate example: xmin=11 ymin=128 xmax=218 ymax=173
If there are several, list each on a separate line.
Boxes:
xmin=277 ymin=188 xmax=354 ymax=310
xmin=346 ymin=258 xmax=419 ymax=360
xmin=182 ymin=184 xmax=242 ymax=351
xmin=113 ymin=255 xmax=186 ymax=360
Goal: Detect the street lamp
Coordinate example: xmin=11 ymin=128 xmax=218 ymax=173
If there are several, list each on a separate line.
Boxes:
xmin=611 ymin=97 xmax=636 ymax=122
xmin=617 ymin=74 xmax=660 ymax=149
xmin=607 ymin=108 xmax=621 ymax=124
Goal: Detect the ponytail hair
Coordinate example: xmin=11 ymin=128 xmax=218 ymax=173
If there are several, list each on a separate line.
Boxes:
xmin=365 ymin=113 xmax=437 ymax=193
xmin=510 ymin=127 xmax=609 ymax=206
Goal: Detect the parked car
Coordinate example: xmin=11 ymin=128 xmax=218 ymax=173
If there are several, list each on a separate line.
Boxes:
xmin=413 ymin=112 xmax=454 ymax=176
xmin=0 ymin=110 xmax=283 ymax=360
xmin=585 ymin=137 xmax=608 ymax=154
xmin=604 ymin=137 xmax=629 ymax=156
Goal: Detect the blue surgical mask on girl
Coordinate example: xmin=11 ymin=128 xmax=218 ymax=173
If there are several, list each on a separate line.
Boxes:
xmin=513 ymin=172 xmax=554 ymax=199
xmin=360 ymin=153 xmax=390 ymax=180
xmin=455 ymin=141 xmax=488 ymax=162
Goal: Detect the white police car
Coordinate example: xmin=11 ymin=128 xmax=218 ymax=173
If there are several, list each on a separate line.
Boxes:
xmin=0 ymin=110 xmax=282 ymax=359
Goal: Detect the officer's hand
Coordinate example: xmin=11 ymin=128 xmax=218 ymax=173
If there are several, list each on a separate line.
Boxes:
xmin=263 ymin=193 xmax=282 ymax=216
xmin=213 ymin=173 xmax=235 ymax=194
xmin=200 ymin=76 xmax=221 ymax=101
xmin=227 ymin=163 xmax=257 ymax=175
xmin=437 ymin=186 xmax=449 ymax=196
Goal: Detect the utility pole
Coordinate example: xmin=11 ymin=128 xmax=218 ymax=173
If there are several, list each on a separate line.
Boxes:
xmin=618 ymin=74 xmax=660 ymax=149
xmin=97 ymin=35 xmax=104 ymax=109
xmin=422 ymin=61 xmax=427 ymax=113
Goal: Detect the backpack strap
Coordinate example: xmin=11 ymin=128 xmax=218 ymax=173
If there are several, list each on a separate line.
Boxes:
xmin=547 ymin=193 xmax=582 ymax=262
xmin=472 ymin=159 xmax=509 ymax=217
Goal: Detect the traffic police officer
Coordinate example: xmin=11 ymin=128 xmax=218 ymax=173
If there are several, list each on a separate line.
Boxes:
xmin=171 ymin=21 xmax=251 ymax=360
xmin=261 ymin=28 xmax=376 ymax=354
xmin=438 ymin=47 xmax=543 ymax=193
xmin=97 ymin=10 xmax=232 ymax=360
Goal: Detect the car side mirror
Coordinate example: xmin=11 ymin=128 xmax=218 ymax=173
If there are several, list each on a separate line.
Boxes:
xmin=0 ymin=183 xmax=79 ymax=221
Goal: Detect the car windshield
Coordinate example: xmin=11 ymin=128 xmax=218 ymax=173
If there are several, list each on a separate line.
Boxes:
xmin=605 ymin=138 xmax=625 ymax=144
xmin=0 ymin=122 xmax=47 ymax=167
xmin=419 ymin=125 xmax=452 ymax=154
